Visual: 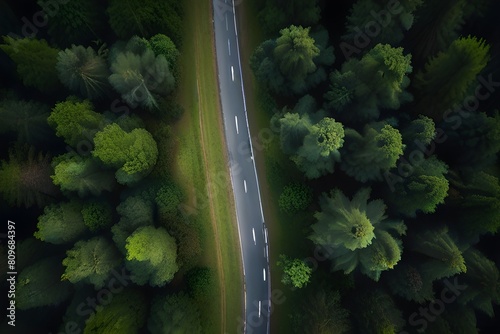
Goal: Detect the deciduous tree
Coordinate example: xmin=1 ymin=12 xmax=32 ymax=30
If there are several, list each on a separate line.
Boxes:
xmin=277 ymin=254 xmax=312 ymax=288
xmin=148 ymin=292 xmax=202 ymax=334
xmin=278 ymin=182 xmax=313 ymax=214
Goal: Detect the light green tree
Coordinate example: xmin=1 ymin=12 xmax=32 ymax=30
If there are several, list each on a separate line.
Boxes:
xmin=149 ymin=34 xmax=179 ymax=68
xmin=51 ymin=154 xmax=116 ymax=197
xmin=47 ymin=98 xmax=106 ymax=147
xmin=62 ymin=236 xmax=122 ymax=288
xmin=92 ymin=123 xmax=158 ymax=185
xmin=34 ymin=200 xmax=87 ymax=244
xmin=125 ymin=226 xmax=179 ymax=287
xmin=310 ymin=188 xmax=406 ymax=281
xmin=57 ymin=45 xmax=109 ymax=99
xmin=148 ymin=292 xmax=202 ymax=334
xmin=341 ymin=122 xmax=404 ymax=182
xmin=277 ymin=254 xmax=312 ymax=288
xmin=0 ymin=36 xmax=61 ymax=93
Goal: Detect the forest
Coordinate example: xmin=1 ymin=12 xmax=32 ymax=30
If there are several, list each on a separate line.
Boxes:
xmin=0 ymin=0 xmax=211 ymax=333
xmin=249 ymin=0 xmax=500 ymax=333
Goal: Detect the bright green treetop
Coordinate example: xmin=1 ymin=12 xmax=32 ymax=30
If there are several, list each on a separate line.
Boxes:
xmin=277 ymin=254 xmax=312 ymax=288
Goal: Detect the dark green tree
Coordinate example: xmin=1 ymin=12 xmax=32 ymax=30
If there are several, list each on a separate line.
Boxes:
xmin=62 ymin=236 xmax=121 ymax=288
xmin=37 ymin=0 xmax=105 ymax=47
xmin=147 ymin=292 xmax=202 ymax=334
xmin=34 ymin=200 xmax=88 ymax=244
xmin=353 ymin=289 xmax=405 ymax=334
xmin=258 ymin=0 xmax=320 ymax=36
xmin=0 ymin=36 xmax=61 ymax=93
xmin=457 ymin=248 xmax=500 ymax=317
xmin=342 ymin=0 xmax=423 ymax=49
xmin=277 ymin=254 xmax=312 ymax=288
xmin=277 ymin=111 xmax=313 ymax=155
xmin=388 ymin=156 xmax=449 ymax=217
xmin=340 ymin=122 xmax=404 ymax=182
xmin=125 ymin=226 xmax=179 ymax=287
xmin=108 ymin=49 xmax=175 ymax=110
xmin=56 ymin=45 xmax=109 ymax=99
xmin=81 ymin=200 xmax=113 ymax=232
xmin=0 ymin=145 xmax=58 ymax=208
xmin=107 ymin=0 xmax=182 ymax=46
xmin=0 ymin=99 xmax=53 ymax=144
xmin=47 ymin=98 xmax=106 ymax=147
xmin=414 ymin=36 xmax=490 ymax=119
xmin=51 ymin=154 xmax=116 ymax=197
xmin=186 ymin=267 xmax=213 ymax=300
xmin=325 ymin=43 xmax=413 ymax=122
xmin=278 ymin=182 xmax=313 ymax=214
xmin=83 ymin=289 xmax=147 ymax=334
xmin=17 ymin=256 xmax=73 ymax=310
xmin=155 ymin=181 xmax=184 ymax=222
xmin=310 ymin=188 xmax=406 ymax=281
xmin=92 ymin=123 xmax=158 ymax=185
xmin=385 ymin=262 xmax=434 ymax=303
xmin=409 ymin=226 xmax=466 ymax=280
xmin=302 ymin=289 xmax=351 ymax=334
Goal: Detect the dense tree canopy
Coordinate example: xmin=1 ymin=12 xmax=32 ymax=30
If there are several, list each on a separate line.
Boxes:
xmin=278 ymin=182 xmax=313 ymax=214
xmin=302 ymin=289 xmax=351 ymax=334
xmin=149 ymin=34 xmax=180 ymax=69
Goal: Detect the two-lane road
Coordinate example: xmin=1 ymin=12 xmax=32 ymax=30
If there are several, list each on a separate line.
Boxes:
xmin=212 ymin=0 xmax=270 ymax=333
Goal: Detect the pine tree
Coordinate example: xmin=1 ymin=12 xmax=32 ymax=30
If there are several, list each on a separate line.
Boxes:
xmin=414 ymin=36 xmax=490 ymax=119
xmin=56 ymin=45 xmax=109 ymax=99
xmin=84 ymin=289 xmax=147 ymax=334
xmin=310 ymin=188 xmax=406 ymax=281
xmin=325 ymin=44 xmax=413 ymax=122
xmin=340 ymin=122 xmax=404 ymax=182
xmin=62 ymin=236 xmax=122 ymax=289
xmin=0 ymin=36 xmax=61 ymax=93
xmin=0 ymin=145 xmax=58 ymax=208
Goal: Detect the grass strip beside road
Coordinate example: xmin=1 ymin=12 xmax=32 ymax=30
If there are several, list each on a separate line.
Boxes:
xmin=173 ymin=0 xmax=243 ymax=332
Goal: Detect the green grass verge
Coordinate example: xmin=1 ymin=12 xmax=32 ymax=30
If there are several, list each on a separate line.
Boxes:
xmin=171 ymin=0 xmax=243 ymax=332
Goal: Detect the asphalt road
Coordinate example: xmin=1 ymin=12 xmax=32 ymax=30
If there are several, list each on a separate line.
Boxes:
xmin=211 ymin=0 xmax=270 ymax=333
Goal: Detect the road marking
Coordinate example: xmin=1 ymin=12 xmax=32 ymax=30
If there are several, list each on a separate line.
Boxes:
xmin=244 ymin=180 xmax=247 ymax=193
xmin=252 ymin=227 xmax=256 ymax=245
xmin=264 ymin=227 xmax=268 ymax=244
xmin=228 ymin=39 xmax=231 ymax=55
xmin=235 ymin=115 xmax=239 ymax=134
xmin=258 ymin=301 xmax=261 ymax=318
xmin=263 ymin=268 xmax=266 ymax=281
xmin=231 ymin=65 xmax=234 ymax=81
